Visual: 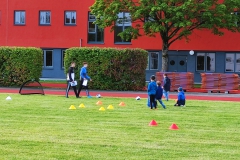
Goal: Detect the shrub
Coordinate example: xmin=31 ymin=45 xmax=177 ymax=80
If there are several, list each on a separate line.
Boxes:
xmin=0 ymin=47 xmax=43 ymax=86
xmin=64 ymin=47 xmax=148 ymax=91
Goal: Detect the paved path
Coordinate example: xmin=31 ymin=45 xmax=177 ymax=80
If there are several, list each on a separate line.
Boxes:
xmin=1 ymin=87 xmax=239 ymax=102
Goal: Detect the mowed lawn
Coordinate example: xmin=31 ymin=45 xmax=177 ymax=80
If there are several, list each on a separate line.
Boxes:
xmin=0 ymin=94 xmax=240 ymax=160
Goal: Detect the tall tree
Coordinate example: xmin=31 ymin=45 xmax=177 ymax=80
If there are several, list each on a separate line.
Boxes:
xmin=90 ymin=0 xmax=240 ymax=71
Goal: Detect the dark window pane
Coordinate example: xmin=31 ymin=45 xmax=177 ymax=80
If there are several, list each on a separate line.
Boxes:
xmin=46 ymin=51 xmax=53 ymax=67
xmin=62 ymin=51 xmax=65 ymax=68
xmin=88 ymin=22 xmax=96 ymax=33
xmin=114 ymin=26 xmax=123 ymax=43
xmin=150 ymin=52 xmax=158 ymax=70
xmin=196 ymin=53 xmax=205 ymax=71
xmin=97 ymin=27 xmax=104 ymax=42
xmin=88 ymin=33 xmax=96 ymax=42
xmin=88 ymin=12 xmax=104 ymax=43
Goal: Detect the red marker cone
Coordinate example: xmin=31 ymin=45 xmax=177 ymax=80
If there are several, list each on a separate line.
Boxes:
xmin=119 ymin=102 xmax=126 ymax=106
xmin=169 ymin=123 xmax=179 ymax=130
xmin=149 ymin=120 xmax=158 ymax=126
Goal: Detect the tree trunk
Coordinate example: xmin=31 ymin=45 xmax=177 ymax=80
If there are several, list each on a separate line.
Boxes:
xmin=161 ymin=43 xmax=169 ymax=72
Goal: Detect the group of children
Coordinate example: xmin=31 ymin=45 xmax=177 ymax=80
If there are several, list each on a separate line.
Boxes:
xmin=147 ymin=74 xmax=186 ymax=109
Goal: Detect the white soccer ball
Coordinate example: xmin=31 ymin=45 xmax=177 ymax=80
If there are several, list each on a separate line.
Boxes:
xmin=136 ymin=96 xmax=141 ymax=100
xmin=96 ymin=94 xmax=101 ymax=98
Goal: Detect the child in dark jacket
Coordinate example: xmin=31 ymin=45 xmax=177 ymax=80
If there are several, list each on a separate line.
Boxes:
xmin=147 ymin=75 xmax=157 ymax=109
xmin=156 ymin=81 xmax=166 ymax=109
xmin=174 ymin=87 xmax=186 ymax=106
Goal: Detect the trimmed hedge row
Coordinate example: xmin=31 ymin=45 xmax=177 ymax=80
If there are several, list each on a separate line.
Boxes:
xmin=0 ymin=47 xmax=43 ymax=86
xmin=64 ymin=47 xmax=148 ymax=91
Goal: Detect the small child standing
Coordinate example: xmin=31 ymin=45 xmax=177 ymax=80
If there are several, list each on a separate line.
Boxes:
xmin=174 ymin=87 xmax=186 ymax=107
xmin=155 ymin=81 xmax=166 ymax=109
xmin=147 ymin=75 xmax=158 ymax=109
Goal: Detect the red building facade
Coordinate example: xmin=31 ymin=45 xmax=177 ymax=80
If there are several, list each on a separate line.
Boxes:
xmin=0 ymin=0 xmax=240 ymax=82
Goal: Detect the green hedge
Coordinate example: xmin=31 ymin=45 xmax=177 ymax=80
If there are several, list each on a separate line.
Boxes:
xmin=64 ymin=47 xmax=148 ymax=91
xmin=0 ymin=47 xmax=43 ymax=86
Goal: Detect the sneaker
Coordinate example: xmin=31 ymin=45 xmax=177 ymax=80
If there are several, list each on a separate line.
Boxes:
xmin=87 ymin=96 xmax=92 ymax=98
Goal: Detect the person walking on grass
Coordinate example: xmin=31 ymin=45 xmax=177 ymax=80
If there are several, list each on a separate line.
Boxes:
xmin=163 ymin=73 xmax=171 ymax=101
xmin=77 ymin=62 xmax=92 ymax=98
xmin=156 ymin=81 xmax=166 ymax=109
xmin=66 ymin=62 xmax=78 ymax=98
xmin=147 ymin=75 xmax=157 ymax=110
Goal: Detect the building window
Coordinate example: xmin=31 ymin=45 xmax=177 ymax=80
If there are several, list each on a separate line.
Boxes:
xmin=65 ymin=11 xmax=76 ymax=25
xmin=196 ymin=53 xmax=215 ymax=72
xmin=236 ymin=54 xmax=240 ymax=72
xmin=146 ymin=56 xmax=149 ymax=70
xmin=43 ymin=50 xmax=53 ymax=67
xmin=39 ymin=11 xmax=51 ymax=25
xmin=61 ymin=50 xmax=65 ymax=68
xmin=88 ymin=12 xmax=104 ymax=43
xmin=149 ymin=52 xmax=158 ymax=70
xmin=114 ymin=12 xmax=131 ymax=43
xmin=225 ymin=53 xmax=240 ymax=72
xmin=14 ymin=11 xmax=25 ymax=25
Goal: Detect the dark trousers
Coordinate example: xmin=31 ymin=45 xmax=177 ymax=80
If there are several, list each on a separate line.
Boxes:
xmin=66 ymin=81 xmax=78 ymax=98
xmin=149 ymin=95 xmax=156 ymax=109
xmin=77 ymin=78 xmax=89 ymax=97
xmin=176 ymin=100 xmax=185 ymax=106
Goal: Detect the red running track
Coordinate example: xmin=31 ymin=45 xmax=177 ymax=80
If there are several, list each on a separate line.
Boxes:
xmin=0 ymin=88 xmax=239 ymax=102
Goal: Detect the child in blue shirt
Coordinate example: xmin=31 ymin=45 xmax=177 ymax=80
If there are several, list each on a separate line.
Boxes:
xmin=147 ymin=75 xmax=157 ymax=109
xmin=174 ymin=87 xmax=186 ymax=107
xmin=155 ymin=81 xmax=166 ymax=109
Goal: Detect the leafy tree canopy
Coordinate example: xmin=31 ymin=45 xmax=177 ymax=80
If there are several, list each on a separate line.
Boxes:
xmin=91 ymin=0 xmax=240 ymax=71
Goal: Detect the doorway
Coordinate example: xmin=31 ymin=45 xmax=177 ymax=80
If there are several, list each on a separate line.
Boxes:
xmin=168 ymin=56 xmax=187 ymax=72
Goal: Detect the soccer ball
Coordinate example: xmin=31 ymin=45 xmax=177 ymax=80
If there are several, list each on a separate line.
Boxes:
xmin=136 ymin=96 xmax=141 ymax=100
xmin=96 ymin=94 xmax=101 ymax=98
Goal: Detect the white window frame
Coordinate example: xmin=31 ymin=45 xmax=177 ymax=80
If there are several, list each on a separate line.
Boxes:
xmin=65 ymin=11 xmax=76 ymax=25
xmin=14 ymin=11 xmax=25 ymax=25
xmin=225 ymin=53 xmax=240 ymax=73
xmin=149 ymin=52 xmax=159 ymax=70
xmin=88 ymin=12 xmax=104 ymax=43
xmin=196 ymin=53 xmax=215 ymax=72
xmin=39 ymin=11 xmax=51 ymax=25
xmin=114 ymin=12 xmax=131 ymax=43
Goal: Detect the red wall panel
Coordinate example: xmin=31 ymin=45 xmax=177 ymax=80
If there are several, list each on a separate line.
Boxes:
xmin=0 ymin=0 xmax=239 ymax=51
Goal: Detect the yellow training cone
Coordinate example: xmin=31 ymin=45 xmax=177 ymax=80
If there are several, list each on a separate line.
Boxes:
xmin=107 ymin=105 xmax=114 ymax=110
xmin=99 ymin=107 xmax=105 ymax=111
xmin=69 ymin=105 xmax=76 ymax=110
xmin=79 ymin=103 xmax=85 ymax=108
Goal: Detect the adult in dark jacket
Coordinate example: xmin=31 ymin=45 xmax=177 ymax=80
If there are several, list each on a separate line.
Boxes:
xmin=65 ymin=62 xmax=78 ymax=98
xmin=163 ymin=73 xmax=171 ymax=101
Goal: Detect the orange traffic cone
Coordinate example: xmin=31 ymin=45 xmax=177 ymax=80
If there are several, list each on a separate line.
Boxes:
xmin=119 ymin=102 xmax=125 ymax=106
xmin=169 ymin=123 xmax=179 ymax=130
xmin=96 ymin=101 xmax=102 ymax=105
xmin=149 ymin=120 xmax=158 ymax=126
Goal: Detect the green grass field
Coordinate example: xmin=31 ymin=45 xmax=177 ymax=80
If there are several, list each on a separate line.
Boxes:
xmin=0 ymin=94 xmax=240 ymax=160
